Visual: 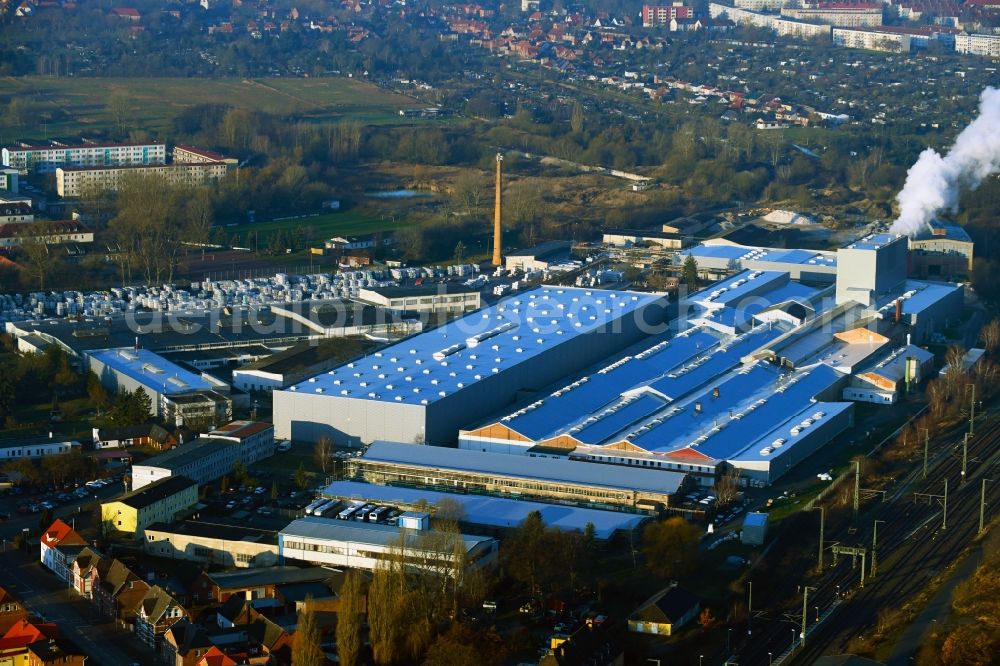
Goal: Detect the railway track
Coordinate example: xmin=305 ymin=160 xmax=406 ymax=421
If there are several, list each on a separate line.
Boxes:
xmin=730 ymin=414 xmax=1000 ymax=666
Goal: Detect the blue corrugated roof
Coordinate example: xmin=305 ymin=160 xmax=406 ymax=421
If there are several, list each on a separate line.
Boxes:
xmin=690 ymin=363 xmax=844 ymax=460
xmin=322 ymin=480 xmax=647 ymax=539
xmin=285 ymin=286 xmax=660 ymax=406
xmin=500 ymin=328 xmax=720 ymax=440
xmin=87 ymin=347 xmax=212 ymax=394
xmin=899 ymin=280 xmax=962 ymax=317
xmin=646 ymin=325 xmax=785 ymax=400
xmin=846 ymin=233 xmax=904 ymax=251
xmin=632 ymin=362 xmax=781 ymax=452
xmin=732 ymin=400 xmax=854 ymax=463
xmin=682 ymin=245 xmax=837 ymax=268
xmin=573 ymin=394 xmax=667 ymax=444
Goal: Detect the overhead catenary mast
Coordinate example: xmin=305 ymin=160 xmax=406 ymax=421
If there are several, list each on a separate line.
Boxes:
xmin=492 ymin=152 xmax=503 ymax=267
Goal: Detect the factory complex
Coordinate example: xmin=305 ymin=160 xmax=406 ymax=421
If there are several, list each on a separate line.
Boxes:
xmin=278 ymin=233 xmax=964 ymax=510
xmin=273 ymin=286 xmax=670 ymax=444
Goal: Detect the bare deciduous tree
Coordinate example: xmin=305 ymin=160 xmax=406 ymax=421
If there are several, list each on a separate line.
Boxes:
xmin=313 ymin=436 xmax=333 ymax=475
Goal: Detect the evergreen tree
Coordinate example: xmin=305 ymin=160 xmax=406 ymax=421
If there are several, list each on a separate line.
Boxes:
xmin=682 ymin=255 xmax=700 ymax=292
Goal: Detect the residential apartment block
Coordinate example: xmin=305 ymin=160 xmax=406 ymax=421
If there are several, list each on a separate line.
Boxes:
xmin=733 ymin=0 xmax=789 ymax=9
xmin=780 ymin=5 xmax=883 ymax=28
xmin=774 ymin=17 xmax=832 ymax=39
xmin=955 ymin=32 xmax=1000 ymax=57
xmin=641 ymin=3 xmax=691 ymax=26
xmin=832 ymin=26 xmax=911 ymax=51
xmin=55 ymin=161 xmax=229 ymax=197
xmin=2 ymin=141 xmax=166 ymax=175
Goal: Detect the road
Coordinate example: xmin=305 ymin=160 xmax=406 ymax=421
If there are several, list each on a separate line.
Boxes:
xmin=727 ymin=410 xmax=1000 ymax=666
xmin=0 ymin=548 xmax=152 ymax=665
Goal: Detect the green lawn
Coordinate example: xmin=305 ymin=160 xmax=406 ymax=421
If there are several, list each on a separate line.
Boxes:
xmin=0 ymin=76 xmax=423 ymax=140
xmin=236 ymin=210 xmax=401 ymax=244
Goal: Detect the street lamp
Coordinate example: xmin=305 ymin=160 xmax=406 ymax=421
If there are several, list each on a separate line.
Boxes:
xmin=768 ymin=653 xmax=773 ymax=666
xmin=815 ymin=606 xmax=820 ymax=623
xmin=791 ymin=628 xmax=797 ymax=648
xmin=699 ymin=656 xmax=704 ymax=666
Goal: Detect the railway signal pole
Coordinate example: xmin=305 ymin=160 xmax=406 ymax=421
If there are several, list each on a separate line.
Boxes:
xmin=922 ymin=428 xmax=929 ymax=480
xmin=967 ymin=383 xmax=975 ymax=436
xmin=816 ymin=505 xmax=825 ymax=571
xmin=962 ymin=433 xmax=969 ymax=485
xmin=943 ymin=479 xmax=948 ymax=530
xmin=801 ymin=586 xmax=815 ymax=649
xmin=853 ymin=460 xmax=861 ymax=517
xmin=871 ymin=520 xmax=885 ymax=579
xmin=982 ymin=479 xmax=991 ymax=534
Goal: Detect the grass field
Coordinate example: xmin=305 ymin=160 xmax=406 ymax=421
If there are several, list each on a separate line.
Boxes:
xmin=0 ymin=76 xmax=423 ymax=140
xmin=231 ymin=209 xmax=402 ymax=243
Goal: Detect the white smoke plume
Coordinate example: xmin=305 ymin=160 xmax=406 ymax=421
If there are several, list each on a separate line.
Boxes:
xmin=891 ymin=86 xmax=1000 ymax=237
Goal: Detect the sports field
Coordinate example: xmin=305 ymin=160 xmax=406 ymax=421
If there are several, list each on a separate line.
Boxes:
xmin=236 ymin=210 xmax=402 ymax=243
xmin=0 ymin=76 xmax=423 ymax=139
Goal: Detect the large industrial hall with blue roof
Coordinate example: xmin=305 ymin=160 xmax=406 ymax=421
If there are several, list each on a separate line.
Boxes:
xmin=275 ymin=231 xmax=964 ymax=528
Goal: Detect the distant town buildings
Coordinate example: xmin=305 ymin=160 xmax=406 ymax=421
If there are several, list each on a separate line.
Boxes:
xmin=642 ymin=3 xmax=692 ymax=27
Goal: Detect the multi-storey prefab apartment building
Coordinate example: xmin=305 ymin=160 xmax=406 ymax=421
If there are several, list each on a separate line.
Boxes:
xmin=56 ymin=161 xmax=229 ymax=197
xmin=2 ymin=141 xmax=166 ymax=175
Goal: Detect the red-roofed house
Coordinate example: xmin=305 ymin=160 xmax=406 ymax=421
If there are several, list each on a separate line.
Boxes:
xmin=197 ymin=646 xmax=236 ymax=666
xmin=0 ymin=588 xmax=28 ymax=635
xmin=40 ymin=519 xmax=88 ymax=583
xmin=0 ymin=620 xmax=59 ymax=663
xmin=111 ymin=7 xmax=140 ymax=20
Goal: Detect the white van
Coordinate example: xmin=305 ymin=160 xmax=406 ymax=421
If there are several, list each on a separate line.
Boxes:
xmin=277 ymin=441 xmax=292 ymax=452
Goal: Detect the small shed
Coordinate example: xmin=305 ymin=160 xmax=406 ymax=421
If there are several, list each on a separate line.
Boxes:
xmin=742 ymin=512 xmax=769 ymax=545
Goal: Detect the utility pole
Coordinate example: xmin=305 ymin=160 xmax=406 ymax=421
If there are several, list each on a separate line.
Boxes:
xmin=814 ymin=505 xmax=825 ymax=571
xmin=922 ymin=428 xmax=929 ymax=480
xmin=747 ymin=581 xmax=753 ymax=637
xmin=962 ymin=433 xmax=969 ymax=484
xmin=871 ymin=520 xmax=885 ymax=579
xmin=853 ymin=459 xmax=861 ymax=517
xmin=968 ymin=383 xmax=975 ymax=436
xmin=981 ymin=479 xmax=990 ymax=534
xmin=943 ymin=478 xmax=948 ymax=530
xmin=800 ymin=586 xmax=814 ymax=649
